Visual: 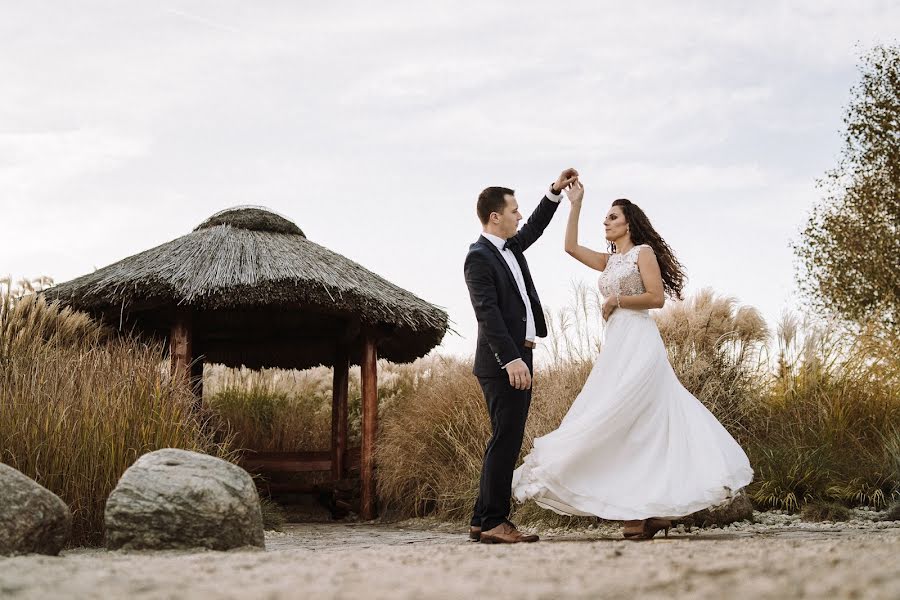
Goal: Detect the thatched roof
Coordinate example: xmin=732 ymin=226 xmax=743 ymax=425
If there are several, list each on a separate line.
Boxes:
xmin=46 ymin=206 xmax=449 ymax=368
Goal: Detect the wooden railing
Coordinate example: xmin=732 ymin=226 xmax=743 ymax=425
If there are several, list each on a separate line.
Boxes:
xmin=239 ymin=448 xmax=361 ymax=475
xmin=239 ymin=448 xmax=362 ymax=499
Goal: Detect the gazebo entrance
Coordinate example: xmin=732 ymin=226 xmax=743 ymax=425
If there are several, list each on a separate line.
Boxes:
xmin=170 ymin=319 xmax=380 ymax=519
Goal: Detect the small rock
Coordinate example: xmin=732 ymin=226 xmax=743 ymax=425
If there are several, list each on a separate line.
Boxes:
xmin=679 ymin=492 xmax=754 ymax=529
xmin=104 ymin=449 xmax=264 ymax=551
xmin=0 ymin=463 xmax=71 ymax=556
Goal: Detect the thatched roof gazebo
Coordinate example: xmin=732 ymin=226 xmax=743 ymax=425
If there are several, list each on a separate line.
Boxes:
xmin=46 ymin=206 xmax=449 ymax=519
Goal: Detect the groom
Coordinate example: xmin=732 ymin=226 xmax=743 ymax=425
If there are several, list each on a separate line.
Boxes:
xmin=464 ymin=168 xmax=578 ymax=544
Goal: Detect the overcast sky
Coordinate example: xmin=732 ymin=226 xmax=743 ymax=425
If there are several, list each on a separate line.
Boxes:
xmin=3 ymin=1 xmax=898 ymax=359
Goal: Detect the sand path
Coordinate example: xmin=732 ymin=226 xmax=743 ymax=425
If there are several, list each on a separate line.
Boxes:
xmin=2 ymin=519 xmax=899 ymax=599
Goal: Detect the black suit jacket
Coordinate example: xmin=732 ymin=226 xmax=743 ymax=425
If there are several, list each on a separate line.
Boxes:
xmin=464 ymin=196 xmax=560 ymax=377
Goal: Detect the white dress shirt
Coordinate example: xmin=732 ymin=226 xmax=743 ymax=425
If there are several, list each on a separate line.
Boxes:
xmin=481 ymin=231 xmax=537 ymax=344
xmin=481 ymin=189 xmax=562 ymax=369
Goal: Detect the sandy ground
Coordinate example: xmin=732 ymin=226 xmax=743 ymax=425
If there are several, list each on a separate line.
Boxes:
xmin=2 ymin=514 xmax=899 ymax=600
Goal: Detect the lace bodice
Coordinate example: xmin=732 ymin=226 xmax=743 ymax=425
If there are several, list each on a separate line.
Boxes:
xmin=598 ymin=245 xmax=650 ymax=299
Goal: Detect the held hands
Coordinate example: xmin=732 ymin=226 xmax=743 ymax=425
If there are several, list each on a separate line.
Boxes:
xmin=566 ymin=179 xmax=584 ymax=206
xmin=552 ymin=168 xmax=579 ymax=194
xmin=507 ymin=359 xmax=532 ymax=390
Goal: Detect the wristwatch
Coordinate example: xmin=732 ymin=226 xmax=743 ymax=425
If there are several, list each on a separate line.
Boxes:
xmin=550 ymin=183 xmax=561 ymax=195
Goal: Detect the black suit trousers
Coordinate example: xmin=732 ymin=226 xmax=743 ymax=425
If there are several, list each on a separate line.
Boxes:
xmin=471 ymin=348 xmax=533 ymax=531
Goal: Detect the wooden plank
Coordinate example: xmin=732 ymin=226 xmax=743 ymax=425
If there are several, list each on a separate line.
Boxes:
xmin=240 ymin=451 xmax=332 ymax=473
xmin=346 ymin=447 xmax=361 ymax=472
xmin=242 ymin=451 xmax=335 ymax=460
xmin=331 ymin=343 xmax=350 ymax=480
xmin=360 ymin=334 xmax=378 ymax=520
xmin=238 ymin=450 xmax=361 ymax=472
xmin=243 ymin=458 xmax=332 ymax=473
xmin=256 ymin=481 xmax=332 ymax=494
xmin=169 ymin=308 xmax=192 ymax=384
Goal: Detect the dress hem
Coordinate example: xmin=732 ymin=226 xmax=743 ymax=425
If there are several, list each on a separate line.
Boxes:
xmin=512 ymin=453 xmax=754 ymax=520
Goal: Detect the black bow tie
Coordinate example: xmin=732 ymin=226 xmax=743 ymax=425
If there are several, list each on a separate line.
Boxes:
xmin=503 ymin=239 xmax=518 ymax=251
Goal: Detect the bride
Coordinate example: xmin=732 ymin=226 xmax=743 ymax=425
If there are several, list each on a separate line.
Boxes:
xmin=511 ymin=180 xmax=753 ymax=540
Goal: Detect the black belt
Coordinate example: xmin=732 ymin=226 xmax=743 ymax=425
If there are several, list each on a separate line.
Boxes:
xmin=523 ymin=340 xmax=536 ymax=349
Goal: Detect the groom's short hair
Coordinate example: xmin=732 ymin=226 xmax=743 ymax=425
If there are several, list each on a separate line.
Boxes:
xmin=477 ymin=187 xmax=515 ymax=224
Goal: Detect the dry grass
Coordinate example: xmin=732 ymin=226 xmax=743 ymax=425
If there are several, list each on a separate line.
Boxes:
xmin=206 ymin=285 xmax=898 ymax=523
xmin=747 ymin=316 xmax=900 ymax=510
xmin=376 ymin=357 xmax=488 ymax=518
xmin=0 ymin=278 xmax=233 ymax=546
xmin=7 ymin=269 xmax=898 ymax=541
xmin=204 ymin=365 xmax=348 ymax=452
xmin=259 ymin=496 xmax=287 ymax=531
xmin=800 ymin=500 xmax=852 ymax=522
xmin=654 ymin=288 xmax=770 ymax=439
xmin=203 ymin=359 xmax=424 ymax=454
xmin=376 ymin=287 xmax=899 ymax=523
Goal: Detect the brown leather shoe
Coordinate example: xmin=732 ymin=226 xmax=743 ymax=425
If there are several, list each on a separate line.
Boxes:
xmin=479 ymin=522 xmax=539 ymax=544
xmin=469 ymin=526 xmax=481 ymax=541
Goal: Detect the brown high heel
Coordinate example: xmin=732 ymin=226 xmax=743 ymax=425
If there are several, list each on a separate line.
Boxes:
xmin=642 ymin=518 xmax=671 ymax=539
xmin=625 ymin=518 xmax=671 ymax=541
xmin=622 ymin=520 xmax=646 ymax=539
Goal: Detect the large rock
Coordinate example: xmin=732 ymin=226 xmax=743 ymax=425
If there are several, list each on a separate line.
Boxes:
xmin=0 ymin=463 xmax=71 ymax=555
xmin=679 ymin=491 xmax=755 ymax=528
xmin=104 ymin=449 xmax=264 ymax=551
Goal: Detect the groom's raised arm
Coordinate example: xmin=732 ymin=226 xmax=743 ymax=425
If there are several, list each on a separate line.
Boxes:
xmin=511 ymin=169 xmax=577 ymax=251
xmin=510 ymin=190 xmax=563 ymax=251
xmin=464 ymin=251 xmax=520 ymax=367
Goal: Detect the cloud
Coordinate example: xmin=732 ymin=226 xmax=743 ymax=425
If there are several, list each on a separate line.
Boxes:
xmin=1 ymin=1 xmax=897 ymax=359
xmin=0 ymin=129 xmax=149 ymax=201
xmin=592 ymin=162 xmax=771 ymax=192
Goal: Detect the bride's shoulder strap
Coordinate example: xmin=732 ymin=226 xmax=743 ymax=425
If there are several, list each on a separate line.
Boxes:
xmin=630 ymin=244 xmax=654 ymax=264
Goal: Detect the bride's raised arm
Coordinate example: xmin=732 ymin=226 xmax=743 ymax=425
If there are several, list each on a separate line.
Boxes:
xmin=564 ymin=180 xmax=609 ymax=271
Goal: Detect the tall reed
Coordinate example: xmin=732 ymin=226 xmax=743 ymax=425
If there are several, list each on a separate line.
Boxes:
xmin=11 ymin=267 xmax=895 ymax=538
xmin=376 ymin=286 xmax=899 ymax=522
xmin=205 ymin=365 xmax=348 ymax=452
xmin=654 ymin=288 xmax=770 ymax=440
xmin=0 ymin=278 xmax=232 ymax=545
xmin=748 ymin=316 xmax=900 ymax=510
xmin=204 ymin=359 xmax=424 ymax=454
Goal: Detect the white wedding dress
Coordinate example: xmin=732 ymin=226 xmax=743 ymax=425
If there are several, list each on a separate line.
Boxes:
xmin=512 ymin=245 xmax=753 ymax=519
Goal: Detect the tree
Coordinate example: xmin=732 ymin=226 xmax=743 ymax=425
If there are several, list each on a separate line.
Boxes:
xmin=794 ymin=45 xmax=900 ymax=333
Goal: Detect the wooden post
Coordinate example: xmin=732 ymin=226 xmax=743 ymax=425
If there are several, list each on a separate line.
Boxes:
xmin=360 ymin=334 xmax=378 ymax=520
xmin=331 ymin=343 xmax=349 ymax=481
xmin=170 ymin=308 xmax=192 ymax=386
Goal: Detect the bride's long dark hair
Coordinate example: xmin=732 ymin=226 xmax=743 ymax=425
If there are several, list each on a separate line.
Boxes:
xmin=610 ymin=198 xmax=687 ymax=300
